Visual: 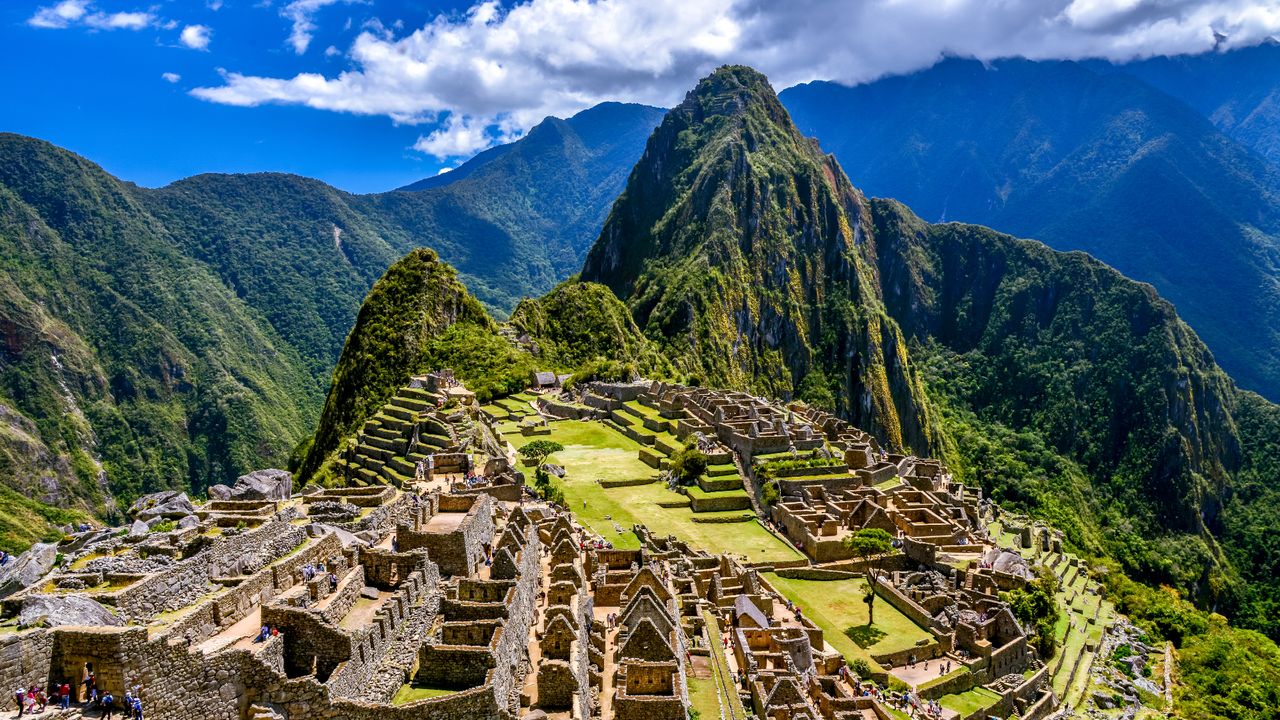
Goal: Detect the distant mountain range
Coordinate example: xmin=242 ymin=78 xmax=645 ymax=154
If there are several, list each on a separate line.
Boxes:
xmin=0 ymin=103 xmax=663 ymax=540
xmin=780 ymin=49 xmax=1280 ymax=403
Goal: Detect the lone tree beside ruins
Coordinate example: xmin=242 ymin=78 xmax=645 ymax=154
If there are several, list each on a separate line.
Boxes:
xmin=844 ymin=527 xmax=894 ymax=625
xmin=518 ymin=439 xmax=564 ymax=470
xmin=669 ymin=442 xmax=709 ymax=486
xmin=519 ymin=439 xmax=565 ymax=502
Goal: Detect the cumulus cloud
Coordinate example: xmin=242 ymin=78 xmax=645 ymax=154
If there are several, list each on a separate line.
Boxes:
xmin=162 ymin=72 xmax=181 ymax=83
xmin=282 ymin=0 xmax=362 ymax=54
xmin=191 ymin=0 xmax=1280 ymax=159
xmin=180 ymin=24 xmax=212 ymax=50
xmin=29 ymin=0 xmax=155 ymax=30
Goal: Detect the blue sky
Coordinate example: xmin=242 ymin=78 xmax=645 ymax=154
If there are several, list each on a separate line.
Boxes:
xmin=3 ymin=0 xmax=1277 ymax=194
xmin=0 ymin=1 xmax=475 ymax=192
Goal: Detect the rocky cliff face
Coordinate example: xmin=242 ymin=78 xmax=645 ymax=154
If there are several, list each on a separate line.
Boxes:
xmin=872 ymin=199 xmax=1241 ymax=535
xmin=581 ymin=66 xmax=939 ymax=454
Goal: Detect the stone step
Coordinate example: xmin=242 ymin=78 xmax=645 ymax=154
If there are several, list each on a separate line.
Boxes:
xmin=371 ymin=413 xmax=411 ymax=434
xmin=389 ymin=394 xmax=431 ymax=412
xmin=383 ymin=405 xmax=417 ymax=422
xmin=400 ymin=387 xmax=438 ymax=403
xmin=363 ymin=434 xmax=401 ymax=453
xmin=366 ymin=425 xmax=402 ymax=441
xmin=386 ymin=456 xmax=417 ymax=477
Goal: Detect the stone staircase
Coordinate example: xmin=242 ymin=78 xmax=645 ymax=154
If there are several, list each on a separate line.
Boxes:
xmin=338 ymin=385 xmax=453 ymax=487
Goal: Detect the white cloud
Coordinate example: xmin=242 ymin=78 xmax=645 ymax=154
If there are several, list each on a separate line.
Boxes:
xmin=436 ymin=166 xmax=455 ymax=176
xmin=413 ymin=114 xmax=522 ymax=160
xmin=191 ymin=0 xmax=1280 ymax=159
xmin=282 ymin=0 xmax=362 ymax=54
xmin=162 ymin=72 xmax=181 ymax=83
xmin=28 ymin=0 xmax=89 ymax=28
xmin=29 ymin=0 xmax=155 ymax=31
xmin=180 ymin=24 xmax=212 ymax=50
xmin=84 ymin=10 xmax=152 ymax=29
xmin=324 ymin=45 xmax=341 ymax=57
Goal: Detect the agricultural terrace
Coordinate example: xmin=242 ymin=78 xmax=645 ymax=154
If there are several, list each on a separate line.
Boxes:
xmin=501 ymin=420 xmax=802 ymax=563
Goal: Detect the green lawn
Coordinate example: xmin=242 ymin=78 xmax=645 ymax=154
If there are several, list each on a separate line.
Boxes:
xmin=687 ymin=676 xmax=721 ymax=719
xmin=938 ymin=686 xmax=1000 ymax=716
xmin=762 ymin=573 xmax=936 ymax=663
xmin=391 ymin=684 xmax=455 ymax=705
xmin=503 ymin=420 xmax=801 ymax=562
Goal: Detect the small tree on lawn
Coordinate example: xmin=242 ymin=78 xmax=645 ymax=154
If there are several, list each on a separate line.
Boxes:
xmin=518 ymin=440 xmax=564 ymax=499
xmin=843 ymin=527 xmax=894 ymax=625
xmin=518 ymin=440 xmax=564 ymax=470
xmin=669 ymin=442 xmax=709 ymax=487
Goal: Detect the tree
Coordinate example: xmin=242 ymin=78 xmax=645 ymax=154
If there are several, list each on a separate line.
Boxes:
xmin=518 ymin=440 xmax=564 ymax=470
xmin=844 ymin=527 xmax=894 ymax=625
xmin=1006 ymin=566 xmax=1062 ymax=659
xmin=669 ymin=443 xmax=709 ymax=486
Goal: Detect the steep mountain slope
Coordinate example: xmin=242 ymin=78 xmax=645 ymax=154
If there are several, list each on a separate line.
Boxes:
xmin=780 ymin=58 xmax=1280 ymax=402
xmin=0 ymin=134 xmax=315 ymax=536
xmin=582 ymin=66 xmax=939 ymax=455
xmin=363 ymin=103 xmax=665 ymax=313
xmin=296 ymin=248 xmax=493 ymax=481
xmin=298 ymin=263 xmax=663 ymax=483
xmin=872 ymin=201 xmax=1242 ymax=591
xmin=1107 ymin=41 xmax=1280 ymax=168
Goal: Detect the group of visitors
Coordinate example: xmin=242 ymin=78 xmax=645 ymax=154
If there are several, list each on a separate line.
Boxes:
xmin=575 ymin=537 xmax=614 ymax=552
xmin=255 ymin=625 xmax=282 ymax=643
xmin=301 ymin=561 xmax=327 ymax=582
xmin=14 ymin=681 xmax=142 ymax=718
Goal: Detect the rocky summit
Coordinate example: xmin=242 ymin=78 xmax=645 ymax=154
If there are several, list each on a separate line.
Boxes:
xmin=0 ymin=59 xmax=1279 ymax=720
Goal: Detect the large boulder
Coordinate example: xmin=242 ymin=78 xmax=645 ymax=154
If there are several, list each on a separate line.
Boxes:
xmin=20 ymin=594 xmax=123 ymax=628
xmin=0 ymin=543 xmax=58 ymax=598
xmin=128 ymin=491 xmax=195 ymax=521
xmin=230 ymin=469 xmax=292 ymax=501
xmin=207 ymin=484 xmax=232 ymax=500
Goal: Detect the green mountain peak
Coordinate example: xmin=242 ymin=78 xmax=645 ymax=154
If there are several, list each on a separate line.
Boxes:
xmin=582 ymin=66 xmax=937 ymax=454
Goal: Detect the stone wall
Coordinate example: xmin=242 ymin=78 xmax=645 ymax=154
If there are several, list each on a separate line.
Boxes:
xmin=397 ymin=494 xmax=494 ymax=577
xmin=0 ymin=629 xmax=52 ymax=692
xmin=111 ymin=519 xmax=308 ymax=623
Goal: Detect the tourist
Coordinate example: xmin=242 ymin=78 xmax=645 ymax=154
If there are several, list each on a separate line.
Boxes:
xmin=60 ymin=683 xmax=71 ymax=710
xmin=101 ymin=690 xmax=115 ymax=719
xmin=132 ymin=695 xmax=143 ymax=720
xmin=328 ymin=572 xmax=338 ymax=592
xmin=14 ymin=686 xmax=24 ymax=717
xmin=256 ymin=624 xmax=270 ymax=643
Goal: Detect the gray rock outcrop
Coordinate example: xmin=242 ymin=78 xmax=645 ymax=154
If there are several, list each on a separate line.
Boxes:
xmin=20 ymin=594 xmax=123 ymax=628
xmin=0 ymin=543 xmax=58 ymax=598
xmin=230 ymin=469 xmax=293 ymax=501
xmin=128 ymin=491 xmax=196 ymax=521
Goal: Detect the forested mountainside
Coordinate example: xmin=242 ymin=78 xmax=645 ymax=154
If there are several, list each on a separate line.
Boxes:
xmin=297 ymin=266 xmax=659 ymax=483
xmin=780 ymin=57 xmax=1280 ymax=404
xmin=0 ymin=133 xmax=315 ymax=544
xmin=1104 ymin=40 xmax=1280 ymax=167
xmin=0 ymin=103 xmax=662 ymax=545
xmin=576 ymin=66 xmax=1280 ymax=649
